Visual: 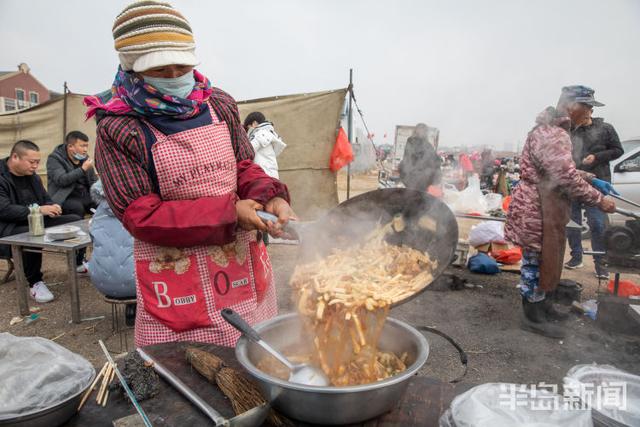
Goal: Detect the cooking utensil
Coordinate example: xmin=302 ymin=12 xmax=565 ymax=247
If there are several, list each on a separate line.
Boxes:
xmin=98 ymin=341 xmax=152 ymax=427
xmin=221 ymin=309 xmax=329 ymax=387
xmin=137 ymin=348 xmax=269 ymax=427
xmin=615 ymin=207 xmax=640 ymax=219
xmin=611 ymin=193 xmax=640 ymax=210
xmin=256 ymin=211 xmax=302 ymax=242
xmin=234 ymin=313 xmax=429 ymax=425
xmin=298 ymin=188 xmax=458 ymax=307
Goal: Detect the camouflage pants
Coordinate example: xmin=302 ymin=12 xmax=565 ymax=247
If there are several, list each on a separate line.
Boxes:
xmin=520 ymin=250 xmax=546 ymax=302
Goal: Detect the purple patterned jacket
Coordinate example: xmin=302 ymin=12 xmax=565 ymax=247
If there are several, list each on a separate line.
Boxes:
xmin=505 ymin=108 xmax=603 ymax=252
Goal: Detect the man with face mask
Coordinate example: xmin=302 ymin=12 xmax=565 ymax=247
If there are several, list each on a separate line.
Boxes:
xmin=505 ymin=86 xmax=617 ymax=338
xmin=47 ymin=131 xmax=98 ymax=218
xmin=47 ymin=131 xmax=98 ymax=272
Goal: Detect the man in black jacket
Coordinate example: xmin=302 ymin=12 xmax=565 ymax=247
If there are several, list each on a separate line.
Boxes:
xmin=0 ymin=140 xmax=81 ymax=303
xmin=399 ymin=123 xmax=441 ymax=191
xmin=562 ymin=86 xmax=624 ymax=279
xmin=46 ymin=131 xmax=98 ymax=217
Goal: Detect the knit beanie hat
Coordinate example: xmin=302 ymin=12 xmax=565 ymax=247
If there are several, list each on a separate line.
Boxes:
xmin=113 ymin=1 xmax=199 ymax=72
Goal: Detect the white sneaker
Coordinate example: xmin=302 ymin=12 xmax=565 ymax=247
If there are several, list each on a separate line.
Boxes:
xmin=30 ymin=281 xmax=54 ymax=303
xmin=76 ymin=262 xmax=89 ymax=274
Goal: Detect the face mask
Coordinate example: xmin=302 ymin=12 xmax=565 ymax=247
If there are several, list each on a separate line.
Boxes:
xmin=143 ymin=71 xmax=196 ymax=99
xmin=73 ymin=153 xmax=88 ymax=161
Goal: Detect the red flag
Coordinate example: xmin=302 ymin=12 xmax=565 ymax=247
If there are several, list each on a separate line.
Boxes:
xmin=329 ymin=127 xmax=354 ymax=172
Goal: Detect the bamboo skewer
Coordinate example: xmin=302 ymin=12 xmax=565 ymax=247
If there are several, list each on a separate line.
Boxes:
xmin=78 ymin=362 xmax=109 ymax=411
xmin=101 ymin=366 xmax=116 ymax=407
xmin=96 ymin=363 xmax=114 ymax=404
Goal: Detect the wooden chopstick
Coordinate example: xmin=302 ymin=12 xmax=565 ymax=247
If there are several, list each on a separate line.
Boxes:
xmin=101 ymin=365 xmax=116 ymax=406
xmin=78 ymin=362 xmax=108 ymax=411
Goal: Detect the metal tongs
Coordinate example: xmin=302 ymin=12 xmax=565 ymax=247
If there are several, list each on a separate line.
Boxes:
xmin=137 ymin=349 xmax=269 ymax=427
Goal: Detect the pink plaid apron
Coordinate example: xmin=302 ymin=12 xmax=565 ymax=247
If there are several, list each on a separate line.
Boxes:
xmin=133 ymin=105 xmax=277 ymax=347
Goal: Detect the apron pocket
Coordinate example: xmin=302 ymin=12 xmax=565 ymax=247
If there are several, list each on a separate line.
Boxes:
xmin=206 ymin=243 xmax=254 ymax=310
xmin=136 ymin=253 xmax=210 ymax=332
xmin=249 ymin=240 xmax=273 ymax=304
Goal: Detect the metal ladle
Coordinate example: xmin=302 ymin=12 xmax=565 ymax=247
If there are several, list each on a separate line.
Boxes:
xmin=221 ymin=308 xmax=330 ymax=387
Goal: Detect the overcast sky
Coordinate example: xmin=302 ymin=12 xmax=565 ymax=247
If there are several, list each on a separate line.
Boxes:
xmin=1 ymin=0 xmax=639 ymax=150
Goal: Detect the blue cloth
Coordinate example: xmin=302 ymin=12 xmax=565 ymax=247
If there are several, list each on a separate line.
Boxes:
xmin=87 ymin=182 xmax=135 ymax=298
xmin=567 ymin=202 xmax=606 ymax=265
xmin=467 ymin=253 xmax=500 ymax=275
xmin=520 ymin=250 xmax=545 ymax=302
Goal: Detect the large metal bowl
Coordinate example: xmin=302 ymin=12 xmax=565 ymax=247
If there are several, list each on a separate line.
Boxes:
xmin=235 ymin=313 xmax=429 ymax=425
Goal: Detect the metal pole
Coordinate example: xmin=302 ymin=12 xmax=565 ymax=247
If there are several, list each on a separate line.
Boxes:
xmin=62 ymin=82 xmax=68 ymax=141
xmin=347 ymin=69 xmax=353 ymax=200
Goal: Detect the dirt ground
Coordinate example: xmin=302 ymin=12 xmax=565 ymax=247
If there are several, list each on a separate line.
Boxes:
xmin=1 ymin=170 xmax=639 ymax=391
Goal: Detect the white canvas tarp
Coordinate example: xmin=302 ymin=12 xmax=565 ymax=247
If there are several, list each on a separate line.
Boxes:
xmin=0 ymin=89 xmax=347 ymax=218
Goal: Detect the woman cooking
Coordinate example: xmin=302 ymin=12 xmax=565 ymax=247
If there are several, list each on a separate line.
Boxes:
xmin=85 ymin=1 xmax=294 ymax=347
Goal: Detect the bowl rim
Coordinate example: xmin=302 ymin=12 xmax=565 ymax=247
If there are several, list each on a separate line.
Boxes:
xmin=235 ymin=313 xmax=429 ymax=393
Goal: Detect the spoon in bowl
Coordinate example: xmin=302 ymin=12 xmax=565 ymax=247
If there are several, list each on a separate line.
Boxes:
xmin=221 ymin=308 xmax=330 ymax=387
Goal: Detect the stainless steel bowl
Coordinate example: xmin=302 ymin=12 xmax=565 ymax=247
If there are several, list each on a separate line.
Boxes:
xmin=235 ymin=313 xmax=429 ymax=425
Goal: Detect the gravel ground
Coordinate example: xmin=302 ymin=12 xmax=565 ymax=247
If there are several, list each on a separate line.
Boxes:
xmin=1 ymin=170 xmax=638 ymax=390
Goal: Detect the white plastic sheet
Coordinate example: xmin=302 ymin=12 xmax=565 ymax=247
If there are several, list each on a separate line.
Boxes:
xmin=439 ymin=383 xmax=592 ymax=427
xmin=0 ymin=333 xmax=95 ymax=419
xmin=564 ymin=364 xmax=640 ymax=427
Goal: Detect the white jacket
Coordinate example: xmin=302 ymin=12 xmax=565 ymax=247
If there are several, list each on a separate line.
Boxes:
xmin=248 ymin=122 xmax=286 ymax=178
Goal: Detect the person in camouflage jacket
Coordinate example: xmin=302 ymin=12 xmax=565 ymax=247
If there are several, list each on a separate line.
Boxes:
xmin=505 ymin=89 xmax=616 ymax=339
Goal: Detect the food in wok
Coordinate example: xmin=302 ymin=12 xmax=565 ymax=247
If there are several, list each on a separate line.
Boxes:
xmin=259 ymin=220 xmax=437 ymax=386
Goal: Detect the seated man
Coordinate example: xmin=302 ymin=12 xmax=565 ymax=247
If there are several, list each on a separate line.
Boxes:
xmin=47 ymin=130 xmax=98 ymax=218
xmin=47 ymin=130 xmax=97 ymax=272
xmin=0 ymin=140 xmax=82 ymax=303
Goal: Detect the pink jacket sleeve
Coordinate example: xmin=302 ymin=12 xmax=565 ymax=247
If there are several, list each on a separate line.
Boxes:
xmin=533 ymin=128 xmax=603 ymax=206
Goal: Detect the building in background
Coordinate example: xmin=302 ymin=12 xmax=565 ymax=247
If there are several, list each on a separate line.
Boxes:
xmin=0 ymin=63 xmax=52 ymax=113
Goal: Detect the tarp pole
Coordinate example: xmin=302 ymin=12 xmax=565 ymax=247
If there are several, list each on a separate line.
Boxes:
xmin=62 ymin=82 xmax=68 ymax=141
xmin=347 ymin=69 xmax=353 ymax=200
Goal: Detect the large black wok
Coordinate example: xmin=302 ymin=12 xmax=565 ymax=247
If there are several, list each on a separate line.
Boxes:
xmin=297 ymin=188 xmax=458 ymax=306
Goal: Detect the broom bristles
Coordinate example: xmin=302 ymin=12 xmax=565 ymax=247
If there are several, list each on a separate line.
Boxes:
xmin=186 ymin=347 xmax=291 ymax=427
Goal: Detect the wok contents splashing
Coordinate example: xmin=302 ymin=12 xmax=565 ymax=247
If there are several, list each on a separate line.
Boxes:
xmin=285 ymin=221 xmax=437 ymax=386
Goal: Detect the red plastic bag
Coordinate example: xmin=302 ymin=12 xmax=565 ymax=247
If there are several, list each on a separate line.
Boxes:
xmin=492 ymin=247 xmax=522 ymax=264
xmin=502 ymin=195 xmax=512 ymax=212
xmin=329 ymin=127 xmax=354 ymax=172
xmin=607 ymin=279 xmax=640 ymax=297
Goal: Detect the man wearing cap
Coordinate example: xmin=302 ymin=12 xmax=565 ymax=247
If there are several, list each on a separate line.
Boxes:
xmin=85 ymin=1 xmax=295 ymax=347
xmin=505 ymin=87 xmax=617 ymax=339
xmin=562 ymin=86 xmax=623 ymax=279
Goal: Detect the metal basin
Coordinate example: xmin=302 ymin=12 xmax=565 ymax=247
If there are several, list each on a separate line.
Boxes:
xmin=235 ymin=313 xmax=429 ymax=425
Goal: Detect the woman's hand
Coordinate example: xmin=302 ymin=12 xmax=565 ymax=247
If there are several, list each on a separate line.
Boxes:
xmin=235 ymin=199 xmax=266 ymax=231
xmin=598 ymin=197 xmax=616 ymax=213
xmin=264 ymin=197 xmax=297 ymax=237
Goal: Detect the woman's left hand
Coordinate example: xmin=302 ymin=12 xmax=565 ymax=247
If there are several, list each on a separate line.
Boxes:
xmin=264 ymin=197 xmax=297 ymax=237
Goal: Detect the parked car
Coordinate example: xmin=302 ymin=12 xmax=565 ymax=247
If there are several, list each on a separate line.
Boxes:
xmin=610 ymin=138 xmax=640 ymax=224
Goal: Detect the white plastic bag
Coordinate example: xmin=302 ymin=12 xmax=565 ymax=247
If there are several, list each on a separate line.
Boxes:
xmin=452 ymin=175 xmax=488 ymax=214
xmin=484 ymin=193 xmax=503 ymax=211
xmin=468 ymin=221 xmax=505 ymax=247
xmin=564 ymin=364 xmax=640 ymax=427
xmin=439 ymin=383 xmax=593 ymax=427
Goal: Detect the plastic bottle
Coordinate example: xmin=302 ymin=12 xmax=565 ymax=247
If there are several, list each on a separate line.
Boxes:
xmin=28 ymin=204 xmax=44 ymax=236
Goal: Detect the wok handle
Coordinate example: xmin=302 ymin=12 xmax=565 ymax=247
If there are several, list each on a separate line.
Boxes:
xmin=137 ymin=349 xmax=227 ymax=426
xmin=221 ymin=308 xmax=261 ymax=342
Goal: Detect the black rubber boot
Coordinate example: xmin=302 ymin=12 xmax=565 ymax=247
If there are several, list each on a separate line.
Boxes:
xmin=543 ymin=298 xmax=570 ymax=321
xmin=521 ymin=298 xmax=566 ymax=339
xmin=125 ymin=303 xmax=137 ymax=327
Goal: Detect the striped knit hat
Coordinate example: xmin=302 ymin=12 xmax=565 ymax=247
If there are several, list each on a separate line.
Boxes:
xmin=113 ymin=1 xmax=198 ymax=72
